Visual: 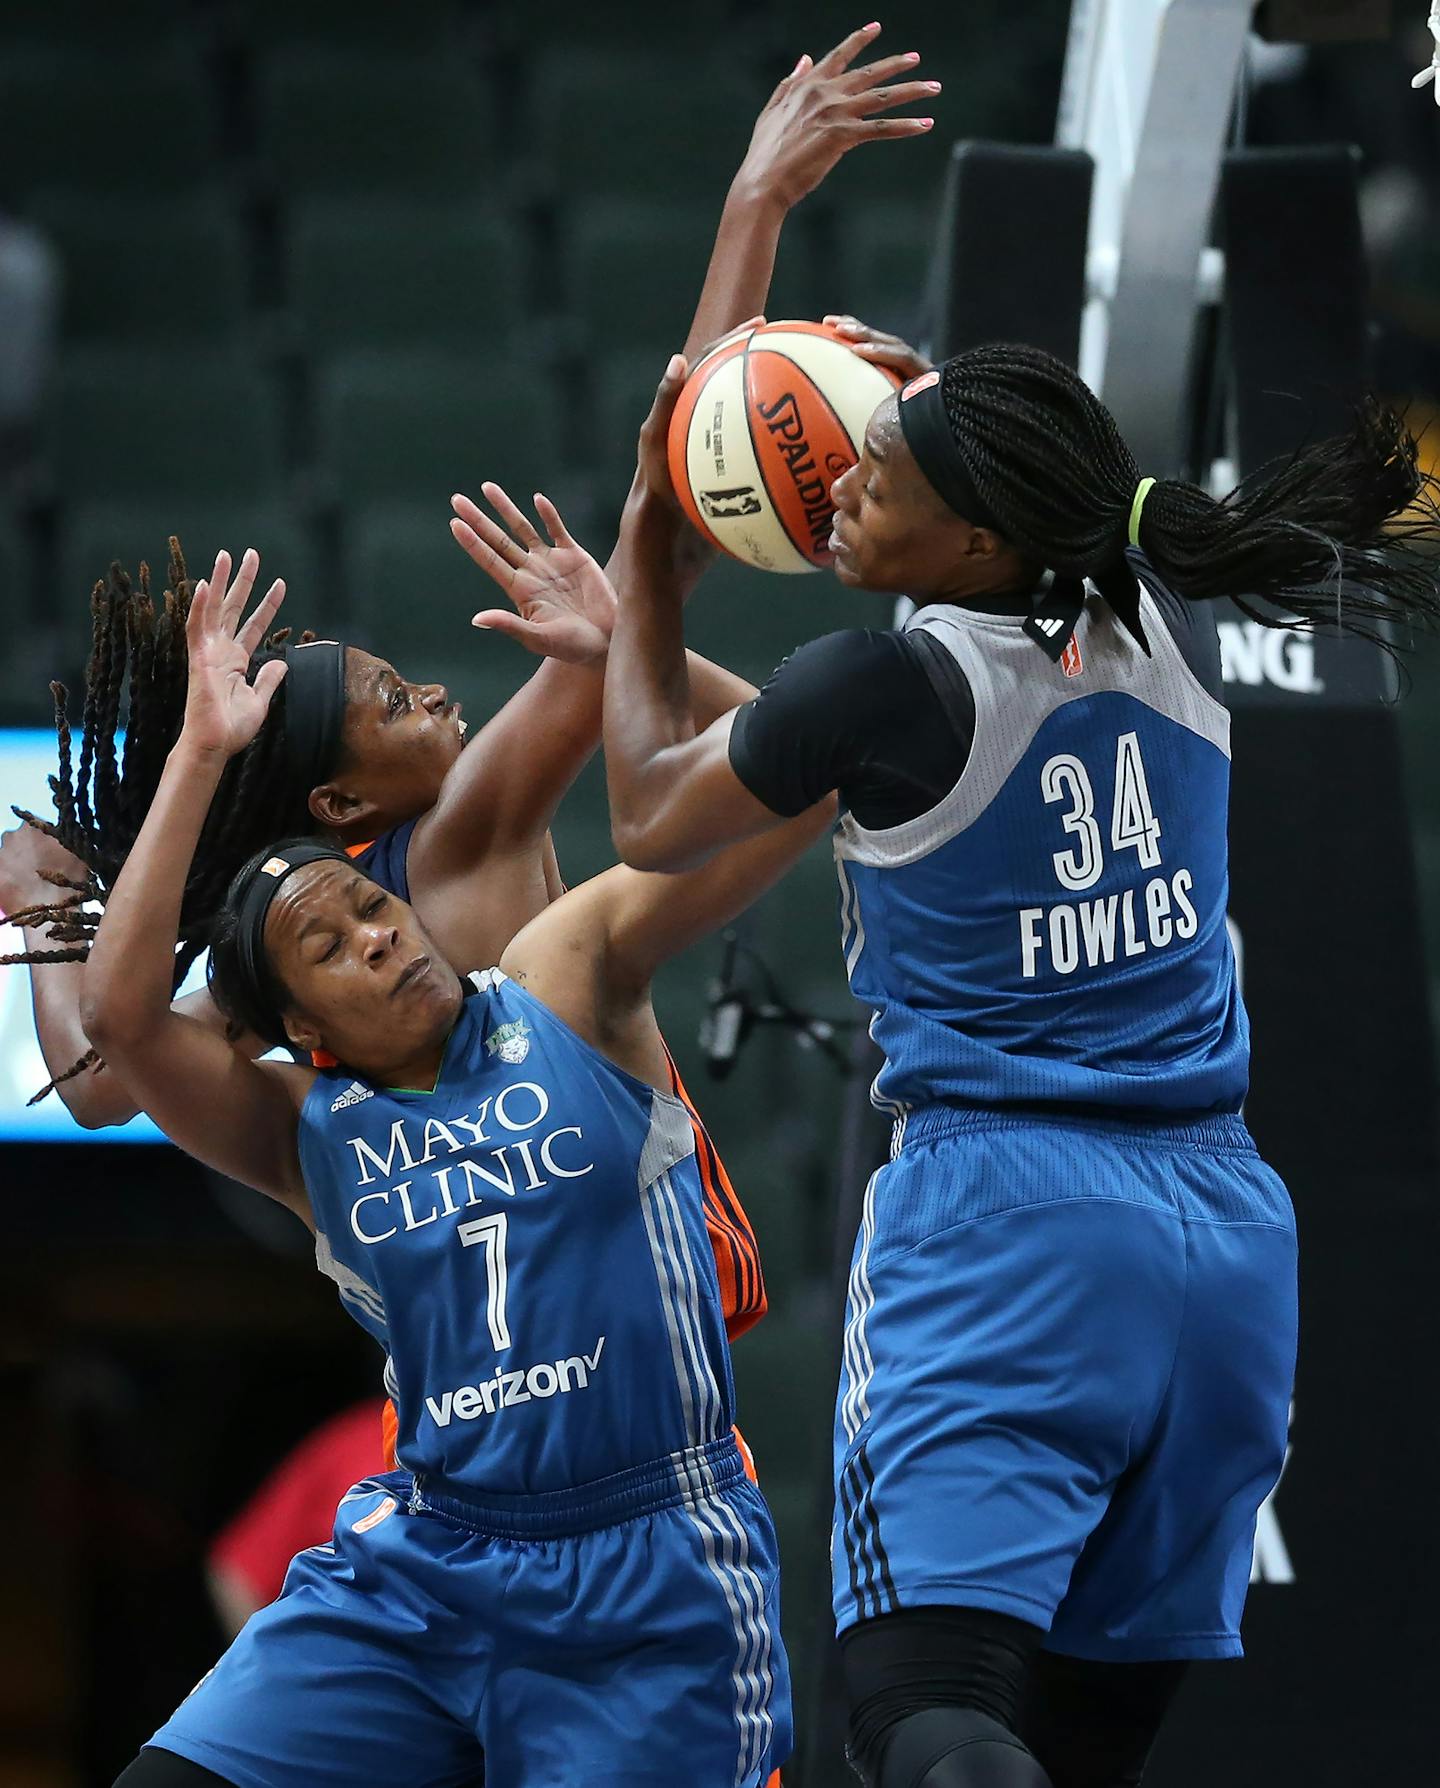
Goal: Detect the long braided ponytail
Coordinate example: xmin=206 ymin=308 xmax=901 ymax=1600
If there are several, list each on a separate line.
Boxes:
xmin=939 ymin=344 xmax=1440 ymax=644
xmin=4 ymin=540 xmax=322 ymax=1101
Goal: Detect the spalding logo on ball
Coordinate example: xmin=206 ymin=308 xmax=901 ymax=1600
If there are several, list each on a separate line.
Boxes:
xmin=667 ymin=320 xmax=902 ymax=574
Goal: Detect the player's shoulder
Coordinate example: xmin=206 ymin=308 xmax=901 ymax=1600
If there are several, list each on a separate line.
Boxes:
xmin=757 ymin=624 xmax=934 ymax=702
xmin=351 ymin=816 xmax=421 ymax=902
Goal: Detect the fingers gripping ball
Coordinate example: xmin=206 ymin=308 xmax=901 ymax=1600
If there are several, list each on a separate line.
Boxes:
xmin=667 ymin=320 xmax=901 ymax=574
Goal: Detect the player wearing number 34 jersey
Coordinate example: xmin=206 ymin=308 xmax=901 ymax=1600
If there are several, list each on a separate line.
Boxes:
xmin=588 ymin=333 xmax=1440 ymax=1786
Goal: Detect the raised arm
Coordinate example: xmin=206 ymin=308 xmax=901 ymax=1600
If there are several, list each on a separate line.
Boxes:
xmin=603 ymin=322 xmax=932 ymax=873
xmin=81 ymin=550 xmax=314 ymax=1207
xmin=603 ymin=362 xmax=794 ymax=873
xmin=410 ymin=25 xmax=937 ymax=881
xmin=0 ymin=821 xmax=263 ymax=1129
xmin=501 ymin=798 xmax=836 ymax=1092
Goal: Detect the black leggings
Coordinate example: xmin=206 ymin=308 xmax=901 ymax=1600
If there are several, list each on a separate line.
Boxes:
xmin=841 ymin=1606 xmax=1187 ymax=1788
xmin=114 ymin=1751 xmax=233 ymax=1788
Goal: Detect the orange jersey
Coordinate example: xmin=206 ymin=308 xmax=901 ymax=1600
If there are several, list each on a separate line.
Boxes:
xmin=663 ymin=1046 xmax=767 ymax=1343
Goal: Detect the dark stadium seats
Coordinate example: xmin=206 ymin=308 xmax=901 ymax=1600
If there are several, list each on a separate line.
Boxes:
xmin=49 ymin=349 xmax=286 ymax=504
xmin=54 ymin=500 xmax=319 ymax=687
xmin=0 ymin=54 xmax=219 ymax=201
xmin=833 ymin=202 xmax=936 ymax=339
xmin=314 ymin=353 xmax=562 ymax=508
xmin=681 ymin=556 xmax=891 ymax=691
xmin=256 ymin=53 xmax=496 ymax=197
xmin=567 ymin=202 xmax=726 ymax=352
xmin=341 ymin=500 xmax=535 ymax=720
xmin=238 ymin=0 xmax=466 ymax=53
xmin=27 ymin=191 xmax=249 ymax=346
xmin=494 ymin=0 xmax=729 ymax=48
xmin=286 ymin=201 xmax=525 ymax=353
xmin=5 ymin=0 xmax=192 ymax=51
xmin=0 ymin=517 xmax=40 ymax=723
xmin=531 ymin=52 xmax=766 ymax=201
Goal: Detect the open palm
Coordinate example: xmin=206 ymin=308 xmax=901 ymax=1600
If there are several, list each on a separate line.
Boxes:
xmin=182 ymin=548 xmax=289 ymax=759
xmin=451 ymin=485 xmax=618 ymax=664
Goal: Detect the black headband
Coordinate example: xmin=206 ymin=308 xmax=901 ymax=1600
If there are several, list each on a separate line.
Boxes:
xmin=897 ymin=368 xmax=1003 ymax=533
xmin=230 ymin=841 xmax=353 ymax=1023
xmin=282 ymin=640 xmax=348 ymax=789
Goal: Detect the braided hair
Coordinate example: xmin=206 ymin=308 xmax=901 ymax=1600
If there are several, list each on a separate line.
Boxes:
xmin=4 ymin=538 xmax=323 ymax=1100
xmin=939 ymin=343 xmax=1440 ymax=643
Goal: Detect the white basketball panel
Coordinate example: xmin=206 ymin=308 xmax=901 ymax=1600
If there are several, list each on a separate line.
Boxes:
xmin=681 ymin=353 xmax=813 ymax=575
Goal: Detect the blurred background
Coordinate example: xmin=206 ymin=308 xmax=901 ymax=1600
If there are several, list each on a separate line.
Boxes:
xmin=2 ymin=1 xmax=1439 ymax=1784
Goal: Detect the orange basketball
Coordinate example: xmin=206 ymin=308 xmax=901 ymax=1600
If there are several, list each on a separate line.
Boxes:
xmin=667 ymin=320 xmax=902 ymax=574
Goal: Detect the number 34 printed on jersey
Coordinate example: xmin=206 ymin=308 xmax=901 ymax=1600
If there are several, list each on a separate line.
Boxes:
xmin=1021 ymin=730 xmax=1197 ymax=979
xmin=1041 ymin=731 xmax=1161 ymax=892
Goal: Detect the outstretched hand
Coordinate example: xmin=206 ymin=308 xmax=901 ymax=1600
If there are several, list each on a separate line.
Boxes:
xmin=738 ymin=22 xmax=939 ymax=212
xmin=453 ymin=486 xmax=618 ymax=663
xmin=0 ymin=819 xmax=88 ymax=920
xmin=181 ymin=548 xmax=288 ymax=759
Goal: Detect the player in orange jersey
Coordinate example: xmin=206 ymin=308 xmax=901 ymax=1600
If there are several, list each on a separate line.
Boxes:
xmin=1 ymin=25 xmax=934 ymax=1433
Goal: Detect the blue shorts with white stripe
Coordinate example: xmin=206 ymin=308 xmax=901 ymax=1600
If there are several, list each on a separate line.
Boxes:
xmin=150 ymin=1441 xmax=790 ymax=1787
xmin=834 ymin=1108 xmax=1297 ymax=1661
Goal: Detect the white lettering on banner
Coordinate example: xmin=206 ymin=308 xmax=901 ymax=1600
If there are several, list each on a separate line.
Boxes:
xmin=1019 ymin=871 xmax=1199 ymax=978
xmin=1218 ymin=621 xmax=1325 ymax=694
xmin=424 ymin=1337 xmax=607 ymax=1428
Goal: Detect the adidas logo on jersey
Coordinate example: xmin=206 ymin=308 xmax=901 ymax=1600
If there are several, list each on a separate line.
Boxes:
xmin=331 ymin=1081 xmax=374 ymax=1113
xmin=1033 ymin=616 xmax=1065 ymax=637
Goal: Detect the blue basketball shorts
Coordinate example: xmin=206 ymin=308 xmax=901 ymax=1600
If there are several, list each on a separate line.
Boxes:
xmin=150 ymin=1434 xmax=791 ymax=1787
xmin=833 ymin=1109 xmax=1298 ymax=1662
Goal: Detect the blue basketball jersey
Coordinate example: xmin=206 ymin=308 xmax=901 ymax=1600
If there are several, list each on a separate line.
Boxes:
xmin=297 ymin=972 xmax=736 ymax=1497
xmin=836 ymin=571 xmax=1248 ymax=1117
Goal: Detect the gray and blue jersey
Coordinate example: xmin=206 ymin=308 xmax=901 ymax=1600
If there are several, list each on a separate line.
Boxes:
xmin=835 ymin=579 xmax=1247 ymax=1118
xmin=298 ymin=972 xmax=737 ymax=1499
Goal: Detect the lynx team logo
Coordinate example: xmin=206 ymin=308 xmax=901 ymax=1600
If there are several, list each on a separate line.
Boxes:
xmin=485 ymin=1019 xmax=532 ymax=1066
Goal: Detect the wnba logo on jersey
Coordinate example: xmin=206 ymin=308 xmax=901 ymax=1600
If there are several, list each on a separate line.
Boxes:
xmin=1060 ymin=636 xmax=1084 ymax=679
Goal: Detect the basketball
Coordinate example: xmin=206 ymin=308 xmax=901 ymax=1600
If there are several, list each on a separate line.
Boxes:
xmin=667 ymin=320 xmax=903 ymax=574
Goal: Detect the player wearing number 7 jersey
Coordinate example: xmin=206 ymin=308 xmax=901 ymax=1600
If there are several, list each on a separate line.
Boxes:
xmin=597 ymin=343 xmax=1440 ymax=1786
xmin=90 ymin=544 xmax=825 ymax=1788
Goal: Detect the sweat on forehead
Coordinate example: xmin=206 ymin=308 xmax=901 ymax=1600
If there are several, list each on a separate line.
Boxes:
xmin=865 ymin=396 xmax=903 ymax=459
xmin=265 ymin=857 xmax=376 ymax=933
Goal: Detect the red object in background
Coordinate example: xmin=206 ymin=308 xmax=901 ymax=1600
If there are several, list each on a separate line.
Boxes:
xmin=209 ymin=1400 xmax=388 ymax=1610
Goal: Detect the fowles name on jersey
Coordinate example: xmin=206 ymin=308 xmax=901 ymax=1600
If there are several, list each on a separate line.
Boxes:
xmin=1019 ymin=870 xmax=1199 ymax=979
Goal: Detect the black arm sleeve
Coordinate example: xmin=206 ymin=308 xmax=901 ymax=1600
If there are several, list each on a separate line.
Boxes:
xmin=727 ymin=628 xmax=973 ymax=830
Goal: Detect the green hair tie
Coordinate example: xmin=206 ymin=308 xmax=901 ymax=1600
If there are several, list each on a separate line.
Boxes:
xmin=1128 ymin=476 xmax=1157 ymax=548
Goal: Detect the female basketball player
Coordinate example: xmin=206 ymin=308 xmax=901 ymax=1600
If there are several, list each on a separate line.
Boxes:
xmin=467 ymin=346 xmax=1440 ymax=1786
xmin=0 ymin=19 xmax=938 ymax=1130
xmin=94 ymin=548 xmax=830 ymax=1788
xmin=2 ymin=27 xmax=937 ymax=1430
